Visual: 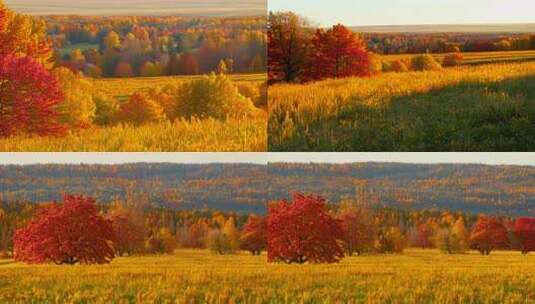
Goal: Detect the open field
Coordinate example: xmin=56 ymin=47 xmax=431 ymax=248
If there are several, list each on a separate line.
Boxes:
xmin=94 ymin=73 xmax=267 ymax=101
xmin=1 ymin=249 xmax=534 ymax=303
xmin=269 ymin=61 xmax=535 ymax=151
xmin=380 ymin=50 xmax=535 ymax=66
xmin=353 ymin=23 xmax=535 ymax=33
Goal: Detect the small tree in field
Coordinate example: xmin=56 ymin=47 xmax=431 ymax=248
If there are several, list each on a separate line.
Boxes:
xmin=53 ymin=67 xmax=96 ymax=127
xmin=376 ymin=227 xmax=406 ymax=254
xmin=470 ymin=216 xmax=508 ymax=255
xmin=240 ymin=215 xmax=267 ymax=255
xmin=13 ymin=195 xmax=116 ymax=265
xmin=305 ymin=24 xmax=370 ymax=81
xmin=514 ymin=218 xmax=535 ymax=254
xmin=0 ymin=54 xmax=64 ymax=137
xmin=268 ymin=193 xmax=344 ymax=264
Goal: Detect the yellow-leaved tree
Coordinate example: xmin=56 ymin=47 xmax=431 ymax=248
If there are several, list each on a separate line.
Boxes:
xmin=52 ymin=67 xmax=96 ymax=127
xmin=0 ymin=1 xmax=53 ymax=68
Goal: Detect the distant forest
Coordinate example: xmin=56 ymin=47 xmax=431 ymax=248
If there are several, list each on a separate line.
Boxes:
xmin=0 ymin=164 xmax=267 ymax=213
xmin=269 ymin=163 xmax=535 ymax=216
xmin=1 ymin=163 xmax=534 ymax=215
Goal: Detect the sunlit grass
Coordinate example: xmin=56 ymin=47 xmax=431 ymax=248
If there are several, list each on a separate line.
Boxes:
xmin=1 ymin=249 xmax=534 ymax=303
xmin=0 ymin=118 xmax=267 ymax=152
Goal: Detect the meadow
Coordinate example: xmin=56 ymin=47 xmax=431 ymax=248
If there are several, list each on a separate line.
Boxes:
xmin=1 ymin=249 xmax=534 ymax=303
xmin=0 ymin=74 xmax=267 ymax=152
xmin=269 ymin=61 xmax=535 ymax=151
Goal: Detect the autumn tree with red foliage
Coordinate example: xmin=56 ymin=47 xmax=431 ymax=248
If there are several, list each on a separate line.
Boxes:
xmin=268 ymin=193 xmax=344 ymax=264
xmin=470 ymin=216 xmax=509 ymax=255
xmin=305 ymin=24 xmax=370 ymax=81
xmin=514 ymin=218 xmax=535 ymax=254
xmin=0 ymin=54 xmax=64 ymax=137
xmin=240 ymin=215 xmax=267 ymax=255
xmin=13 ymin=195 xmax=116 ymax=265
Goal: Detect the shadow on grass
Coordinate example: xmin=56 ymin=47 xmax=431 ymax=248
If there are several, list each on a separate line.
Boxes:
xmin=270 ymin=74 xmax=535 ymax=151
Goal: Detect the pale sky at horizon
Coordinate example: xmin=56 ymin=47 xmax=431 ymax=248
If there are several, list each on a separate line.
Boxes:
xmin=269 ymin=0 xmax=535 ymax=26
xmin=0 ymin=153 xmax=532 ymax=166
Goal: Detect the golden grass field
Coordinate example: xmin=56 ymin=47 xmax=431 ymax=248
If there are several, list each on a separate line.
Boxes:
xmin=1 ymin=249 xmax=534 ymax=303
xmin=0 ymin=73 xmax=267 ymax=152
xmin=269 ymin=61 xmax=535 ymax=151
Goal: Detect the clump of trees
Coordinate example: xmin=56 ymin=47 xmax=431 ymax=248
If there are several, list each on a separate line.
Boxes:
xmin=268 ymin=12 xmax=370 ymax=83
xmin=46 ymin=15 xmax=266 ymax=77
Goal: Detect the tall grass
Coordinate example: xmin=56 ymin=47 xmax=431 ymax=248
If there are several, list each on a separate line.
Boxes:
xmin=269 ymin=61 xmax=535 ymax=151
xmin=1 ymin=249 xmax=534 ymax=303
xmin=0 ymin=118 xmax=266 ymax=152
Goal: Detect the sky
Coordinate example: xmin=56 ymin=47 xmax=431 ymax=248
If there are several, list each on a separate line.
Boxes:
xmin=5 ymin=0 xmax=266 ymax=16
xmin=0 ymin=153 xmax=532 ymax=166
xmin=269 ymin=0 xmax=535 ymax=26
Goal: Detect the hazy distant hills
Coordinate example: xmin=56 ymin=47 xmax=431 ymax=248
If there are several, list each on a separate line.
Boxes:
xmin=4 ymin=0 xmax=266 ymax=16
xmin=351 ymin=23 xmax=535 ymax=33
xmin=0 ymin=163 xmax=534 ymax=216
xmin=269 ymin=163 xmax=535 ymax=216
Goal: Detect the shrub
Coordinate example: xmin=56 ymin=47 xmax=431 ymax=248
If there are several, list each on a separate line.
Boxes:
xmin=175 ymin=73 xmax=261 ymax=120
xmin=443 ymin=53 xmax=464 ymax=67
xmin=411 ymin=54 xmax=442 ymax=71
xmin=93 ymin=92 xmax=119 ymax=125
xmin=118 ymin=92 xmax=166 ymax=125
xmin=390 ymin=59 xmax=409 ymax=72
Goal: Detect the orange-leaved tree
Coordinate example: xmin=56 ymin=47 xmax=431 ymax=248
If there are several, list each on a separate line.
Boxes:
xmin=240 ymin=215 xmax=267 ymax=255
xmin=305 ymin=24 xmax=370 ymax=81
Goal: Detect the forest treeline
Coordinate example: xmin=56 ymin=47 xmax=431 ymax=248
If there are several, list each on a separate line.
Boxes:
xmin=2 ymin=193 xmax=534 ymax=263
xmin=45 ymin=15 xmax=267 ymax=77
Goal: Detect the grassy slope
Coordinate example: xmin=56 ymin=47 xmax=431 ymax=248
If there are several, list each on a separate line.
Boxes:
xmin=1 ymin=249 xmax=534 ymax=303
xmin=269 ymin=61 xmax=535 ymax=151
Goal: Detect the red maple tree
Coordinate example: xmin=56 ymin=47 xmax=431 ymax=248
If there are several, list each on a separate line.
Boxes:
xmin=13 ymin=195 xmax=116 ymax=265
xmin=268 ymin=193 xmax=344 ymax=264
xmin=305 ymin=24 xmax=370 ymax=81
xmin=470 ymin=216 xmax=509 ymax=255
xmin=0 ymin=54 xmax=64 ymax=137
xmin=240 ymin=215 xmax=267 ymax=255
xmin=514 ymin=218 xmax=535 ymax=254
